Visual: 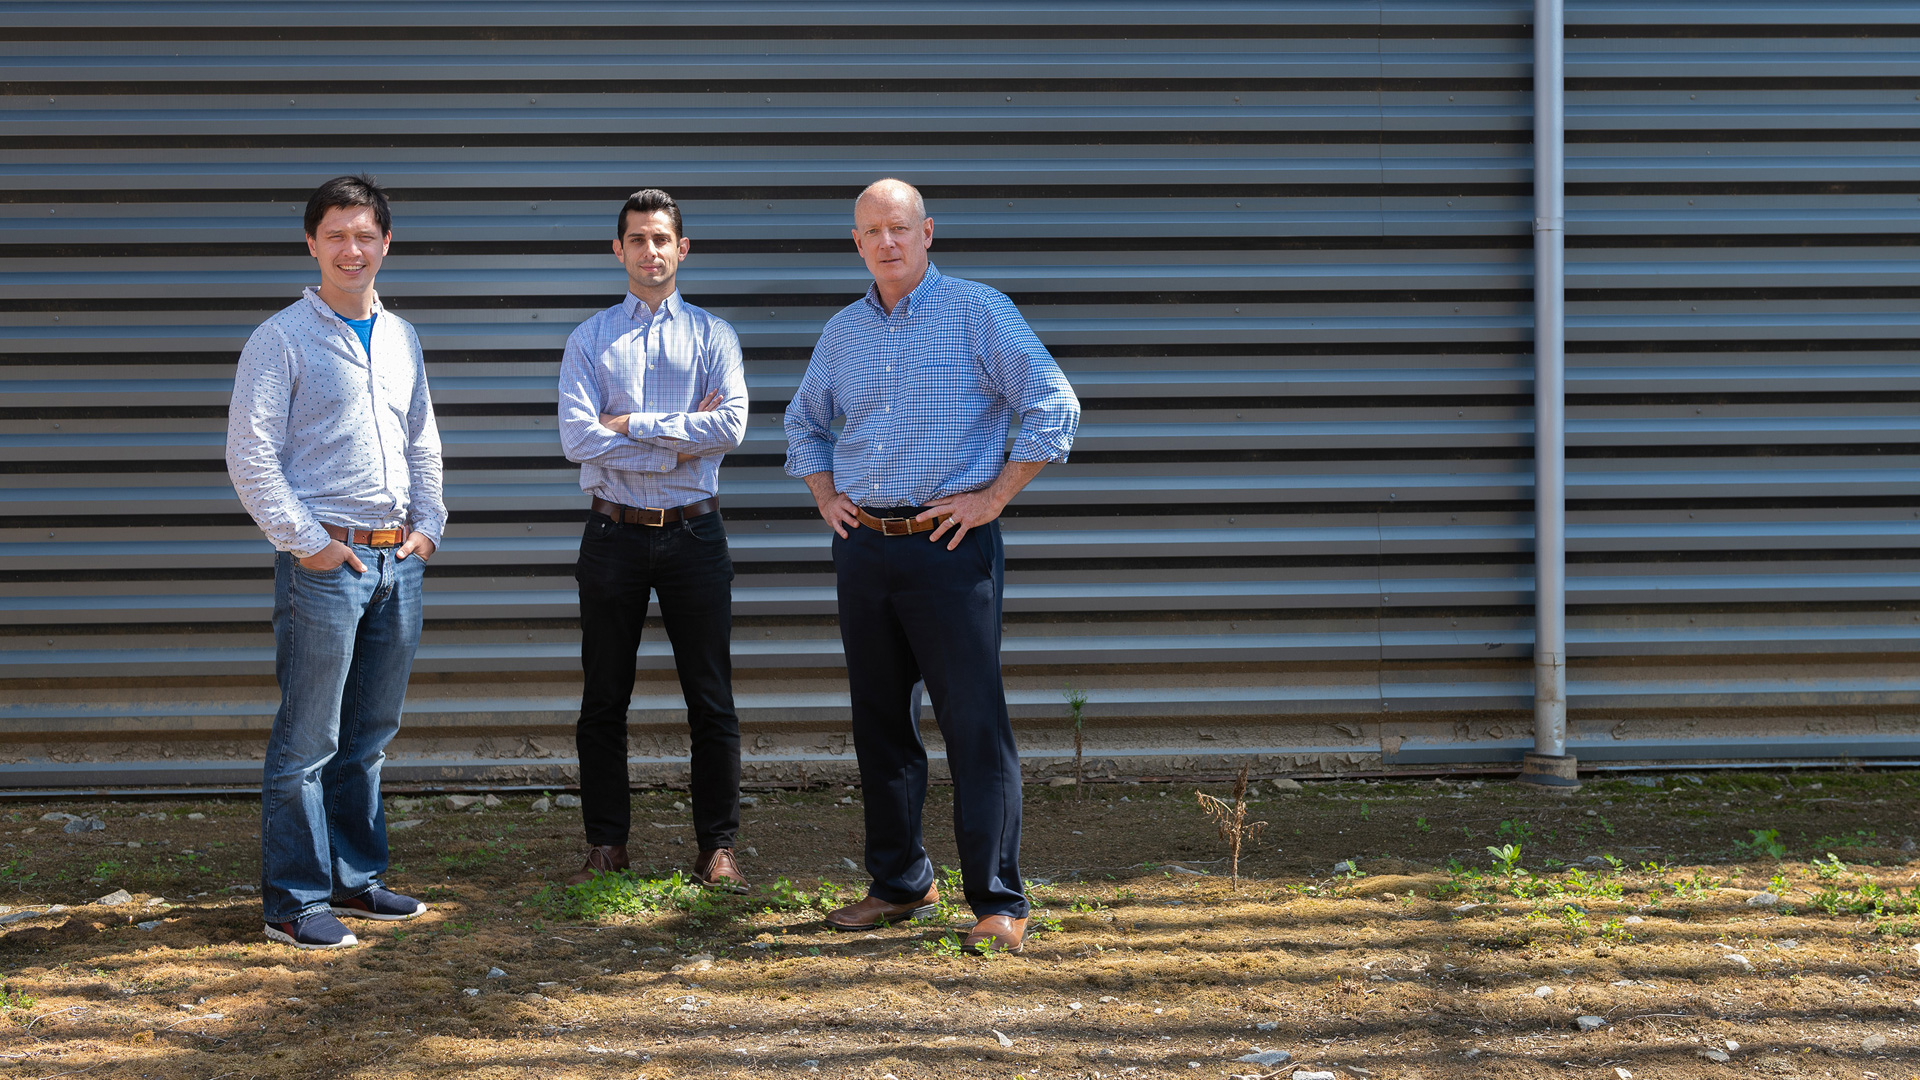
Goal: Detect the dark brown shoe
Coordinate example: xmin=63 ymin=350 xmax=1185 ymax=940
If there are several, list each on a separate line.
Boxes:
xmin=824 ymin=887 xmax=940 ymax=931
xmin=692 ymin=847 xmax=749 ymax=893
xmin=562 ymin=844 xmax=629 ymax=886
xmin=963 ymin=914 xmax=1028 ymax=954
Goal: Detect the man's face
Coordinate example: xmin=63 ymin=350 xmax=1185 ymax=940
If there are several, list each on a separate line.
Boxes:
xmin=852 ymin=193 xmax=933 ymax=294
xmin=307 ymin=205 xmax=389 ymax=301
xmin=613 ymin=209 xmax=689 ymax=295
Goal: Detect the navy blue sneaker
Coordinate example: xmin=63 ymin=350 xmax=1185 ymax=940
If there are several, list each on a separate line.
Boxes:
xmin=330 ymin=887 xmax=427 ymax=921
xmin=264 ymin=910 xmax=359 ymax=950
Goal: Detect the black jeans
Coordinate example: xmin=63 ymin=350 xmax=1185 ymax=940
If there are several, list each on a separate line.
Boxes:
xmin=575 ymin=509 xmax=739 ymax=851
xmin=833 ymin=514 xmax=1027 ymax=920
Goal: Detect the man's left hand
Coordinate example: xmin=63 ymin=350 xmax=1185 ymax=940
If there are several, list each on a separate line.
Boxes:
xmin=397 ymin=531 xmax=436 ymax=562
xmin=919 ymin=490 xmax=1006 ymax=551
xmin=599 ymin=412 xmax=632 ymax=435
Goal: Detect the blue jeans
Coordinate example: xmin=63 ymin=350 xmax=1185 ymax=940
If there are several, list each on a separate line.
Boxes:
xmin=261 ymin=546 xmax=425 ymax=923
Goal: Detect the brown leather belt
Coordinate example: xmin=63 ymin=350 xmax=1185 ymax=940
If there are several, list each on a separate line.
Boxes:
xmin=323 ymin=523 xmax=406 ymax=548
xmin=855 ymin=508 xmax=943 ymax=536
xmin=591 ymin=495 xmax=720 ymax=527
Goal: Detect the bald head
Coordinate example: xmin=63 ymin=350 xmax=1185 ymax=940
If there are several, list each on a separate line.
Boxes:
xmin=856 ymin=178 xmax=926 ymax=223
xmin=852 ymin=178 xmax=934 ymax=311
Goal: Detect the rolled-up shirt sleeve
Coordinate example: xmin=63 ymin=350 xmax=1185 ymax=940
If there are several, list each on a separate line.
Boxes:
xmin=558 ymin=330 xmax=678 ymax=474
xmin=782 ymin=340 xmax=839 ymax=480
xmin=226 ymin=324 xmax=331 ymax=557
xmin=977 ymin=292 xmax=1080 ymax=463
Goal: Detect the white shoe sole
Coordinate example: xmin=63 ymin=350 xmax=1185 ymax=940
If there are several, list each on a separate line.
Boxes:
xmin=263 ymin=923 xmax=359 ymax=949
xmin=329 ymin=902 xmax=426 ymax=921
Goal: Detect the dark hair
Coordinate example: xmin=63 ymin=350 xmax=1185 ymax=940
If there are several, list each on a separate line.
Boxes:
xmin=304 ymin=174 xmax=392 ymax=238
xmin=616 ymin=188 xmax=683 ymax=241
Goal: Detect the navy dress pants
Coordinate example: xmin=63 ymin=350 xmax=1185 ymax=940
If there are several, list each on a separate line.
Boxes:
xmin=833 ymin=513 xmax=1027 ymax=919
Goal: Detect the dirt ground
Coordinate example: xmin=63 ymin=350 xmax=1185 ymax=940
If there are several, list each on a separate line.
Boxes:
xmin=2 ymin=770 xmax=1918 ymax=1080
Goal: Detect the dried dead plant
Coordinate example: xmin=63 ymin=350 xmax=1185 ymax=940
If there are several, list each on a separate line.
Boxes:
xmin=1195 ymin=763 xmax=1268 ymax=887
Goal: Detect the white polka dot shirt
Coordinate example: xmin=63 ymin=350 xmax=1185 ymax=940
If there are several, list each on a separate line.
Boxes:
xmin=225 ymin=287 xmax=447 ymax=557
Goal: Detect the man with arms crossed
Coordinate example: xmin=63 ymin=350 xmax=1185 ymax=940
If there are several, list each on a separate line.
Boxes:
xmin=784 ymin=179 xmax=1080 ymax=953
xmin=557 ymin=188 xmax=750 ymax=890
xmin=227 ymin=174 xmax=444 ymax=949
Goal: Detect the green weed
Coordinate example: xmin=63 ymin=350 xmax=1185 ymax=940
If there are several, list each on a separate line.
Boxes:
xmin=1496 ymin=819 xmax=1534 ymax=845
xmin=0 ymin=861 xmax=36 ymax=888
xmin=1486 ymin=843 xmax=1524 ymax=878
xmin=1555 ymin=868 xmax=1624 ymax=901
xmin=531 ymin=870 xmax=718 ymax=922
xmin=0 ymin=986 xmax=36 ymax=1011
xmin=1560 ymin=906 xmax=1590 ymax=938
xmin=926 ymin=866 xmax=968 ymax=923
xmin=759 ymin=876 xmax=841 ymax=915
xmin=919 ymin=932 xmax=966 ymax=957
xmin=1415 ymin=817 xmax=1431 ymax=833
xmin=1598 ymin=918 xmax=1634 ymax=945
xmin=1739 ymin=828 xmax=1789 ymax=859
xmin=1811 ymin=852 xmax=1848 ymax=881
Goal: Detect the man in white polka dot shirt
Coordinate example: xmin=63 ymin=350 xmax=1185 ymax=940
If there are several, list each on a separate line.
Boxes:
xmin=226 ymin=175 xmax=446 ymax=950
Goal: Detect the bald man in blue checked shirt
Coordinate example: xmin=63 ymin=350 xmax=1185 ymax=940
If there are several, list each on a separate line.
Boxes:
xmin=784 ymin=179 xmax=1080 ymax=954
xmin=557 ymin=188 xmax=750 ymax=893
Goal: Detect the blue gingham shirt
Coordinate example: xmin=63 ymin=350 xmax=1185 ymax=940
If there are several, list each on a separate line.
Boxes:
xmin=226 ymin=288 xmax=446 ymax=558
xmin=558 ymin=290 xmax=747 ymax=509
xmin=784 ymin=264 xmax=1079 ymax=506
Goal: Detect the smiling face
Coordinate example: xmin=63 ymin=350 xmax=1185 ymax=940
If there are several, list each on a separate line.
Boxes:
xmin=305 ymin=204 xmax=389 ymax=319
xmin=614 ymin=208 xmax=690 ymax=306
xmin=852 ymin=185 xmax=933 ymax=310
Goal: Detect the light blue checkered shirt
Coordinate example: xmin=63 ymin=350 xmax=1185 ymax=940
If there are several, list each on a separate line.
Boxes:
xmin=783 ymin=264 xmax=1079 ymax=507
xmin=558 ymin=290 xmax=747 ymax=510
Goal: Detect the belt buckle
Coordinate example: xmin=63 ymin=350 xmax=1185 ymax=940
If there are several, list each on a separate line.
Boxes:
xmin=632 ymin=506 xmax=668 ymax=527
xmin=369 ymin=528 xmax=404 ymax=547
xmin=881 ymin=516 xmax=913 ymax=536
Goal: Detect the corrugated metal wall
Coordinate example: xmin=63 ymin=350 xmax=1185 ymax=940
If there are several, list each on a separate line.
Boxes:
xmin=2 ymin=2 xmax=1917 ymax=787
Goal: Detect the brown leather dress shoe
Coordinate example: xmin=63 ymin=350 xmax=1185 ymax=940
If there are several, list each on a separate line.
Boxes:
xmin=824 ymin=887 xmax=940 ymax=930
xmin=562 ymin=844 xmax=629 ymax=886
xmin=692 ymin=847 xmax=749 ymax=893
xmin=963 ymin=914 xmax=1028 ymax=954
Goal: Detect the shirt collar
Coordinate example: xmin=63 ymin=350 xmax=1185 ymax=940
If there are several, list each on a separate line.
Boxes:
xmin=303 ymin=286 xmax=383 ymax=324
xmin=624 ymin=290 xmax=681 ymax=321
xmin=863 ymin=262 xmax=943 ymax=318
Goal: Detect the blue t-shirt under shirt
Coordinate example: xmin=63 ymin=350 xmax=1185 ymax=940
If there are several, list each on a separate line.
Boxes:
xmin=341 ymin=313 xmax=375 ymax=358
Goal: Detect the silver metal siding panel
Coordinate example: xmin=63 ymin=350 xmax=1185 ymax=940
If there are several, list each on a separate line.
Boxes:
xmin=1 ymin=2 xmax=1916 ymax=783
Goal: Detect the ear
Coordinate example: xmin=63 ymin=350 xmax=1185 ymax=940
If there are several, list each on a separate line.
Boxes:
xmin=611 ymin=236 xmax=623 ymax=260
xmin=850 ymin=226 xmax=862 ymax=251
xmin=923 ymin=216 xmax=934 ymax=248
xmin=305 ymin=234 xmax=319 ymax=259
xmin=381 ymin=231 xmax=392 ymax=255
xmin=677 ymin=236 xmax=691 ymax=258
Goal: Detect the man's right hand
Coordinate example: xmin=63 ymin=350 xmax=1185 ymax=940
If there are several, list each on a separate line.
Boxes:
xmin=298 ymin=539 xmax=367 ymax=574
xmin=802 ymin=471 xmax=858 ymax=538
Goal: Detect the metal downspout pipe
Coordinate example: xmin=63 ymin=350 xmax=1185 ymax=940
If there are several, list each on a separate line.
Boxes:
xmin=1519 ymin=0 xmax=1579 ymax=792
